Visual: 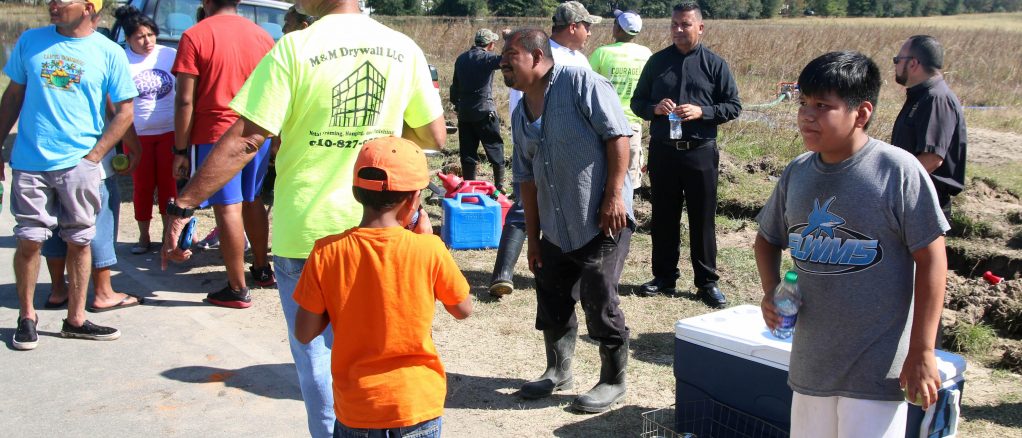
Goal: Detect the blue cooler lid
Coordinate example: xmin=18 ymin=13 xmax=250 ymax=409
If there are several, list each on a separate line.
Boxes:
xmin=934 ymin=349 xmax=967 ymax=387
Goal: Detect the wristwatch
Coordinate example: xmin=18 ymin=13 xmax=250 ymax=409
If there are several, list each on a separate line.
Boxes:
xmin=172 ymin=145 xmax=189 ymax=156
xmin=166 ymin=199 xmax=195 ymax=218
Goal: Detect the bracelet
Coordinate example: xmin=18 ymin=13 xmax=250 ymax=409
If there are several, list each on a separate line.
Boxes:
xmin=172 ymin=146 xmax=189 ymax=156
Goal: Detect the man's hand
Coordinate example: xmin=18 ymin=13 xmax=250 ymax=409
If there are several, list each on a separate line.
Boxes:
xmin=900 ymin=348 xmax=941 ymax=409
xmin=761 ymin=293 xmax=781 ymax=330
xmin=161 ymin=211 xmax=194 ymax=270
xmin=655 ymin=98 xmax=677 ymax=116
xmin=526 ymin=239 xmax=542 ymax=274
xmin=172 ymin=153 xmax=190 ymax=181
xmin=599 ymin=192 xmax=627 ymax=237
xmin=118 ymin=152 xmax=141 ymax=176
xmin=675 ymin=104 xmax=704 ymax=122
xmin=83 ymin=150 xmax=102 ymax=164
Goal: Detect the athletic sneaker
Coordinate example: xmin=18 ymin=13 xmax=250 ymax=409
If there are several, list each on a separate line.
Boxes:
xmin=250 ymin=265 xmax=276 ymax=288
xmin=13 ymin=316 xmax=39 ymax=350
xmin=195 ymin=228 xmax=220 ymax=250
xmin=60 ymin=319 xmax=121 ymax=341
xmin=205 ymin=285 xmax=252 ymax=309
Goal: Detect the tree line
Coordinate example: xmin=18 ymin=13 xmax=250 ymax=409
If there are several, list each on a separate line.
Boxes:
xmin=367 ymin=0 xmax=1022 ymax=18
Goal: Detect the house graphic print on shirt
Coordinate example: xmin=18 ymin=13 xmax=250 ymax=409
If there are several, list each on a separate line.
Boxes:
xmin=787 ymin=196 xmax=884 ymax=275
xmin=41 ymin=55 xmax=84 ymax=91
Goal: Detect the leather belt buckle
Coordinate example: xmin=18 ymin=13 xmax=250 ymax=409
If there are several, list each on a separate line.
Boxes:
xmin=670 ymin=140 xmax=695 ymax=150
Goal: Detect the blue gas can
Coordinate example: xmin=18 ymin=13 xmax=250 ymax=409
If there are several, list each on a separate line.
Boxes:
xmin=441 ymin=193 xmax=501 ymax=250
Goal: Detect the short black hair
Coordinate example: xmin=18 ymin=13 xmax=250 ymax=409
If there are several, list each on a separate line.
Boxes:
xmin=353 ymin=167 xmax=416 ymax=211
xmin=286 ymin=6 xmax=316 ymax=26
xmin=209 ymin=0 xmax=242 ymax=11
xmin=114 ymin=5 xmax=159 ymax=37
xmin=906 ymin=35 xmax=943 ymax=74
xmin=507 ymin=28 xmax=553 ymax=60
xmin=798 ymin=51 xmax=881 ymax=129
xmin=673 ymin=2 xmax=703 ymax=20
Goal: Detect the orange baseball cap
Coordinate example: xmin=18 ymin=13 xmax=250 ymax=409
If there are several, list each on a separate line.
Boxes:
xmin=353 ymin=137 xmax=429 ymax=192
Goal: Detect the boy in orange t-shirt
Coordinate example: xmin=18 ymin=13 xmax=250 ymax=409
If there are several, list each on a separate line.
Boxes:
xmin=293 ymin=137 xmax=473 ymax=437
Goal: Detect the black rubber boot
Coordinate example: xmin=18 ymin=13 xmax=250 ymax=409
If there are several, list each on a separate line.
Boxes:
xmin=461 ymin=160 xmax=477 ymax=181
xmin=519 ymin=326 xmax=576 ymax=399
xmin=492 ymin=165 xmax=506 ymax=193
xmin=571 ymin=339 xmax=628 ymax=413
xmin=489 ymin=224 xmax=525 ymax=297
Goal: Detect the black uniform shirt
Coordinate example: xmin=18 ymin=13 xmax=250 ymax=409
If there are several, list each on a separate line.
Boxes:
xmin=891 ymin=76 xmax=967 ymax=196
xmin=631 ymin=44 xmax=742 ymax=141
xmin=450 ymin=46 xmax=501 ymax=121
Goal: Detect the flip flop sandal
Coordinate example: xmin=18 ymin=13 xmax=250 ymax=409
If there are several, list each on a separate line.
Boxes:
xmin=43 ymin=296 xmax=69 ymax=309
xmin=87 ymin=294 xmax=144 ymax=313
xmin=131 ymin=242 xmax=152 ymax=255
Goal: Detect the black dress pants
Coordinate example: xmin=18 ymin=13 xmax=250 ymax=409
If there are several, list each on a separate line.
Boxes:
xmin=534 ymin=229 xmax=632 ymax=346
xmin=457 ymin=112 xmax=505 ymax=189
xmin=648 ymin=140 xmax=720 ymax=288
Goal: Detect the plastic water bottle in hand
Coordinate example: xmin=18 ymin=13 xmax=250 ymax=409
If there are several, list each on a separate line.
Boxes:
xmin=669 ymin=112 xmax=683 ymax=139
xmin=771 ymin=270 xmax=801 ymax=339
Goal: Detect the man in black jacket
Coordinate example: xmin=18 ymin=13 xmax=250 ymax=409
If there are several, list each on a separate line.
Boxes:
xmin=630 ymin=2 xmax=741 ymax=307
xmin=450 ymin=28 xmax=505 ymax=191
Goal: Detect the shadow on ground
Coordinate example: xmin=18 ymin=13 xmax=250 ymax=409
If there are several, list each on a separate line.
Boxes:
xmin=552 ymin=404 xmax=652 ymax=437
xmin=161 ymin=364 xmax=301 ymax=401
xmin=460 ymin=268 xmax=534 ymax=303
xmin=963 ymin=401 xmax=1022 ymax=428
xmin=446 ymin=372 xmax=576 ymax=410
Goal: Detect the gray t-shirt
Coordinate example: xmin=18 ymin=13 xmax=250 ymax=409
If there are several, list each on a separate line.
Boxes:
xmin=756 ymin=138 xmax=949 ymax=401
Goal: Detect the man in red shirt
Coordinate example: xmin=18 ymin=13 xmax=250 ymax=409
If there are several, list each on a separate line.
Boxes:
xmin=171 ymin=0 xmax=275 ymax=307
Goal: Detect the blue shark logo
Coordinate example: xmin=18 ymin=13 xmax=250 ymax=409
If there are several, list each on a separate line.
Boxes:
xmin=801 ymin=197 xmax=845 ymax=238
xmin=787 ymin=196 xmax=882 ymax=275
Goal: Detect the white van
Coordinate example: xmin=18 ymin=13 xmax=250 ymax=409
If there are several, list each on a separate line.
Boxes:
xmin=109 ymin=0 xmax=292 ymax=46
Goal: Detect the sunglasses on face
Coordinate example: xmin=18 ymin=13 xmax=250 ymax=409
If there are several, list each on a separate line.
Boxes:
xmin=893 ymin=56 xmax=915 ymax=65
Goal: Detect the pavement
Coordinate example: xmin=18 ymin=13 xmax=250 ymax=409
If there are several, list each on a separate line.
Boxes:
xmin=0 ymin=172 xmax=308 ymax=436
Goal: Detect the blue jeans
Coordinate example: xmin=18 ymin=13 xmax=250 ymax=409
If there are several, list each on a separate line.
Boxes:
xmin=333 ymin=417 xmax=442 ymax=438
xmin=41 ymin=176 xmax=119 ymax=268
xmin=274 ymin=255 xmax=335 ymax=438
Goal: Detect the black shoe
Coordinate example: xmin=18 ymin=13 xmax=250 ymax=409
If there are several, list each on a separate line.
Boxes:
xmin=60 ymin=319 xmax=121 ymax=341
xmin=697 ymin=286 xmax=728 ymax=309
xmin=636 ymin=278 xmax=676 ymax=297
xmin=205 ymin=285 xmax=253 ymax=309
xmin=13 ymin=316 xmax=39 ymax=350
xmin=250 ymin=264 xmax=277 ymax=288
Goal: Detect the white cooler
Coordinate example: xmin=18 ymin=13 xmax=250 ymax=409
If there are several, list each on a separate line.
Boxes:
xmin=674 ymin=305 xmax=965 ymax=438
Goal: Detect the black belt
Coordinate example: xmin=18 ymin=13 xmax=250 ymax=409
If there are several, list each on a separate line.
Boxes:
xmin=658 ymin=138 xmax=714 ymax=151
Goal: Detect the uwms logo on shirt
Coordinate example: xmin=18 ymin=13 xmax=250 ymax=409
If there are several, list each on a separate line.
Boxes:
xmin=40 ymin=58 xmax=83 ymax=91
xmin=787 ymin=196 xmax=883 ymax=275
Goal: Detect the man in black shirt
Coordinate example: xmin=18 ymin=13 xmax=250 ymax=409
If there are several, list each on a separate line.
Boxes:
xmin=631 ymin=2 xmax=741 ymax=308
xmin=450 ymin=28 xmax=506 ymax=191
xmin=891 ymin=35 xmax=966 ymax=222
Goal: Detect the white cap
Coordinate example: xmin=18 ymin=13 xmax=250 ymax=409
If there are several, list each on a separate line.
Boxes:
xmin=614 ymin=9 xmax=642 ymax=35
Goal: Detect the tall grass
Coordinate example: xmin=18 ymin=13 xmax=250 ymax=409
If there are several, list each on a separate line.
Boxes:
xmin=385 ymin=15 xmax=1022 ymax=138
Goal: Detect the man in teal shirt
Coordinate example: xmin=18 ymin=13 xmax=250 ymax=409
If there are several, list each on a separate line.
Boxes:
xmin=590 ymin=10 xmax=652 ymax=188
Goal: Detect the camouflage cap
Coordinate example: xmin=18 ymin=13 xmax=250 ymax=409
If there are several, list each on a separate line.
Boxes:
xmin=475 ymin=28 xmax=499 ymax=46
xmin=552 ymin=1 xmax=602 ymax=26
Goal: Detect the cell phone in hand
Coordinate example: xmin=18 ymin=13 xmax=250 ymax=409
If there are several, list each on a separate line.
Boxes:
xmin=178 ymin=217 xmax=197 ymax=250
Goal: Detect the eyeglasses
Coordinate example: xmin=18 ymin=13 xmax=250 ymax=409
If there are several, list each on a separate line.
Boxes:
xmin=892 ymin=56 xmax=915 ymax=65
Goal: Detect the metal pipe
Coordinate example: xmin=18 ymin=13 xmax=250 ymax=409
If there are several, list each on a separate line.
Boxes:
xmin=745 ymin=92 xmax=790 ymax=109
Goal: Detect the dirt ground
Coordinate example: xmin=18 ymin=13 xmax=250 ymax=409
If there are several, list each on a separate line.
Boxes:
xmin=112 ymin=128 xmax=1022 ymax=437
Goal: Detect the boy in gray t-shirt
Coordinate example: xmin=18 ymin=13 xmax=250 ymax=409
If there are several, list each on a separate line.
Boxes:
xmin=754 ymin=52 xmax=950 ymax=437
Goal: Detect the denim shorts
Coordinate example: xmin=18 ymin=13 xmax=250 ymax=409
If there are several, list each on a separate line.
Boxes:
xmin=41 ymin=177 xmax=119 ymax=269
xmin=11 ymin=158 xmax=102 ymax=245
xmin=333 ymin=417 xmax=441 ymax=438
xmin=193 ymin=140 xmax=271 ymax=208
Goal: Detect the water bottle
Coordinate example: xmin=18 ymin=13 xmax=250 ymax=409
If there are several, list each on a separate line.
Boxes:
xmin=771 ymin=270 xmax=801 ymax=339
xmin=668 ymin=112 xmax=683 ymax=139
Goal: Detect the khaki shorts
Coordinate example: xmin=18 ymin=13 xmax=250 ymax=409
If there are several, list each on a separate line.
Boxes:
xmin=11 ymin=158 xmax=102 ymax=245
